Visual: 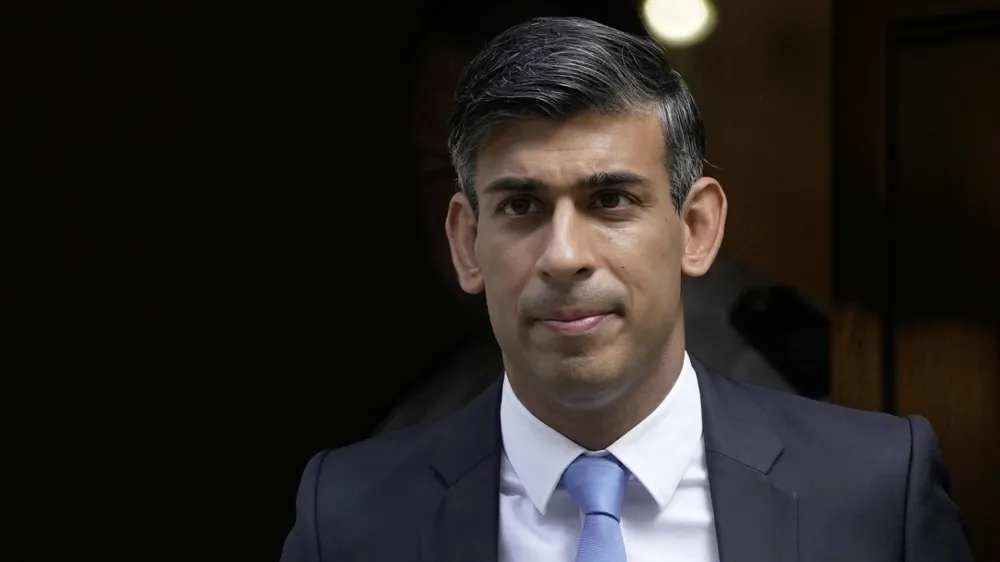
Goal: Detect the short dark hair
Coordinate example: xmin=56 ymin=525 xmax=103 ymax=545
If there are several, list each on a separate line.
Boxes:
xmin=448 ymin=17 xmax=706 ymax=213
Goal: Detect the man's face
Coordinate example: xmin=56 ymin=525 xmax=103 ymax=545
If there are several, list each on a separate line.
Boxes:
xmin=447 ymin=110 xmax=720 ymax=407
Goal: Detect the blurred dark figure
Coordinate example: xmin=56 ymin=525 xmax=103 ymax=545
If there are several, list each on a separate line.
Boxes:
xmin=378 ymin=1 xmax=830 ymax=434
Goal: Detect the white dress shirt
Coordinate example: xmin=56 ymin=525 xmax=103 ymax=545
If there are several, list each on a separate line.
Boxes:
xmin=499 ymin=352 xmax=720 ymax=561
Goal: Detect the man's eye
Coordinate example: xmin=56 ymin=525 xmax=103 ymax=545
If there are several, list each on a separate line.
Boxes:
xmin=594 ymin=191 xmax=633 ymax=209
xmin=500 ymin=197 xmax=542 ymax=216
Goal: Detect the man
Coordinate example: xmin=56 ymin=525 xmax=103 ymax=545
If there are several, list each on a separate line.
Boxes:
xmin=282 ymin=17 xmax=970 ymax=561
xmin=378 ymin=7 xmax=820 ymax=434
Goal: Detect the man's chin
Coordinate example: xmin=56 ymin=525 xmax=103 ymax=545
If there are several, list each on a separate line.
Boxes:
xmin=535 ymin=357 xmax=634 ymax=408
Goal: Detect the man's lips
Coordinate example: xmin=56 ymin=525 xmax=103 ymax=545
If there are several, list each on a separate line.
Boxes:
xmin=535 ymin=310 xmax=611 ymax=335
xmin=537 ymin=308 xmax=609 ymax=322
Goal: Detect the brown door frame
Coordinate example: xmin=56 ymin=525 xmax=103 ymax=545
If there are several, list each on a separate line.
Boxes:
xmin=830 ymin=7 xmax=1000 ymax=413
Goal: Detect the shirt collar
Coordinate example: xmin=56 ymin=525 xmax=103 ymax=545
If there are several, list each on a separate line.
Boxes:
xmin=499 ymin=352 xmax=703 ymax=514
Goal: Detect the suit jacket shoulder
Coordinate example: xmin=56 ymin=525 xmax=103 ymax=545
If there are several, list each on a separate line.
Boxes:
xmin=281 ymin=388 xmax=499 ymax=562
xmin=711 ymin=377 xmax=970 ymax=561
xmin=744 ymin=382 xmax=913 ymax=469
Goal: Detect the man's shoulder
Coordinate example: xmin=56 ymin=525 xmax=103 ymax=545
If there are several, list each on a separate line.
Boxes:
xmin=284 ymin=414 xmax=471 ymax=558
xmin=748 ymin=381 xmax=903 ymax=425
xmin=308 ymin=379 xmax=502 ymax=506
xmin=296 ymin=417 xmax=454 ymax=526
xmin=736 ymin=380 xmax=917 ymax=475
xmin=317 ymin=414 xmax=455 ymax=485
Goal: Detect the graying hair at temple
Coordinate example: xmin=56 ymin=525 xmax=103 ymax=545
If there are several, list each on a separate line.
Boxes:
xmin=447 ymin=17 xmax=707 ymax=214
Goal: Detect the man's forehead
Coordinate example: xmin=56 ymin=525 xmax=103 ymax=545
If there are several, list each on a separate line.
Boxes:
xmin=479 ymin=112 xmax=663 ymax=161
xmin=475 ymin=111 xmax=668 ymax=189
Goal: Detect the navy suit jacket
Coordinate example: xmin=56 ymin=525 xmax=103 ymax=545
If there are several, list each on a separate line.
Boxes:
xmin=281 ymin=359 xmax=972 ymax=561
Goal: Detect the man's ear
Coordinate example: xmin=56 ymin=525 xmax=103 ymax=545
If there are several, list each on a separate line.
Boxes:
xmin=680 ymin=176 xmax=727 ymax=277
xmin=445 ymin=191 xmax=485 ymax=294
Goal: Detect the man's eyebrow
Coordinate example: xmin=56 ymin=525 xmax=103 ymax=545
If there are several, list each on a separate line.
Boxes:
xmin=578 ymin=170 xmax=652 ymax=189
xmin=480 ymin=177 xmax=548 ymax=196
xmin=481 ymin=170 xmax=651 ymax=195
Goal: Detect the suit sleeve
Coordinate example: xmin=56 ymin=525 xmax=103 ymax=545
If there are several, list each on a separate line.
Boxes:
xmin=903 ymin=415 xmax=973 ymax=561
xmin=280 ymin=450 xmax=331 ymax=562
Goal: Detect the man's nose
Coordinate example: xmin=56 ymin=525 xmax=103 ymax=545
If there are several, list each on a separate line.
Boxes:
xmin=535 ymin=200 xmax=595 ymax=285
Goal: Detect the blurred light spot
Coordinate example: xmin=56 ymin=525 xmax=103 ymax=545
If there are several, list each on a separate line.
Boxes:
xmin=641 ymin=0 xmax=718 ymax=48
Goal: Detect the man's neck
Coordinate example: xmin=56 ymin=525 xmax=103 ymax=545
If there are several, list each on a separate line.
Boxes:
xmin=510 ymin=335 xmax=686 ymax=451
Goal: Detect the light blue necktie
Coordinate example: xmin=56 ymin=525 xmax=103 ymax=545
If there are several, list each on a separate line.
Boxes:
xmin=560 ymin=454 xmax=629 ymax=562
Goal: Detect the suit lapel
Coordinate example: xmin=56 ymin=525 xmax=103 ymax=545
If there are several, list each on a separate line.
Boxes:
xmin=694 ymin=357 xmax=799 ymax=562
xmin=417 ymin=360 xmax=800 ymax=562
xmin=421 ymin=380 xmax=503 ymax=562
xmin=706 ymin=453 xmax=799 ymax=562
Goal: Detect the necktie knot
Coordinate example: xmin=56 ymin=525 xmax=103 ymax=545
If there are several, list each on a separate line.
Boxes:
xmin=560 ymin=454 xmax=629 ymax=521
